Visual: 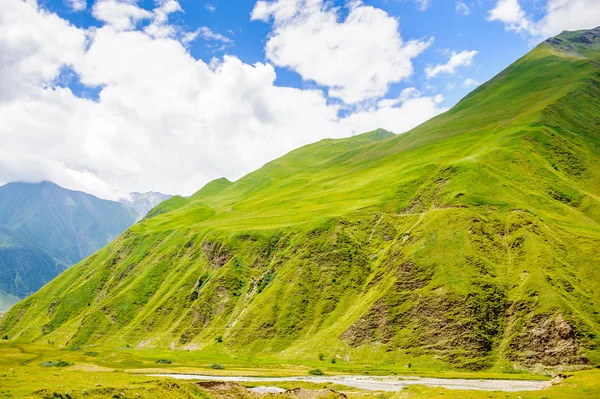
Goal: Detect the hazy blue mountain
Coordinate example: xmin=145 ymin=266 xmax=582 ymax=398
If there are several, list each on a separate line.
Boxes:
xmin=0 ymin=181 xmax=139 ymax=310
xmin=119 ymin=191 xmax=172 ymax=218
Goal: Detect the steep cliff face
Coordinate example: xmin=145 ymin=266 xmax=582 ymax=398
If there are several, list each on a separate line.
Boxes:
xmin=2 ymin=28 xmax=600 ymax=370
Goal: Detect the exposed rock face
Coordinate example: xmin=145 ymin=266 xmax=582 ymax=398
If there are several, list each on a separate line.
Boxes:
xmin=509 ymin=314 xmax=589 ymax=366
xmin=340 ymin=299 xmax=391 ymax=346
xmin=202 ymin=241 xmax=232 ymax=268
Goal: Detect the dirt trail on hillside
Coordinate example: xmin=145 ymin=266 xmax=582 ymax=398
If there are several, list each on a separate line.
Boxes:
xmin=148 ymin=373 xmax=544 ymax=392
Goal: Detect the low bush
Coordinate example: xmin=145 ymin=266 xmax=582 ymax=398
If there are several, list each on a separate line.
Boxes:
xmin=308 ymin=369 xmax=324 ymax=376
xmin=39 ymin=360 xmax=72 ymax=368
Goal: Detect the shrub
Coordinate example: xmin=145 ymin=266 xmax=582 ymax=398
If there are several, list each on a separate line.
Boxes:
xmin=210 ymin=364 xmax=225 ymax=370
xmin=39 ymin=360 xmax=72 ymax=368
xmin=84 ymin=352 xmax=99 ymax=356
xmin=308 ymin=369 xmax=324 ymax=376
xmin=318 ymin=353 xmax=325 ymax=361
xmin=1 ymin=335 xmax=8 ymax=340
xmin=156 ymin=359 xmax=173 ymax=365
xmin=215 ymin=336 xmax=223 ymax=343
xmin=331 ymin=358 xmax=336 ymax=364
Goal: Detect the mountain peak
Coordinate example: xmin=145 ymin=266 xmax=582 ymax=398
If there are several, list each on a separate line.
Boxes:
xmin=119 ymin=191 xmax=172 ymax=217
xmin=356 ymin=128 xmax=395 ymax=141
xmin=545 ymin=26 xmax=600 ymax=56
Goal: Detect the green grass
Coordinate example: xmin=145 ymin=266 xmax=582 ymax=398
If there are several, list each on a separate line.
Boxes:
xmin=0 ymin=343 xmax=599 ymax=398
xmin=2 ymin=28 xmax=600 ymax=384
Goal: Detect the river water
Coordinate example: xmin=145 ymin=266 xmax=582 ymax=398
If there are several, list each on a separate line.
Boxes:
xmin=147 ymin=373 xmax=544 ymax=392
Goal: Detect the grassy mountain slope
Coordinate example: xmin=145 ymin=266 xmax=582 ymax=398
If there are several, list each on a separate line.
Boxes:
xmin=2 ymin=28 xmax=600 ymax=371
xmin=0 ymin=181 xmax=139 ymax=309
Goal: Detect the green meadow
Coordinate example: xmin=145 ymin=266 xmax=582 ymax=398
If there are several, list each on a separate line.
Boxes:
xmin=1 ymin=343 xmax=600 ymax=398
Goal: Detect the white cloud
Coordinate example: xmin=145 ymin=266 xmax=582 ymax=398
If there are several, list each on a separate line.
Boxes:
xmin=422 ymin=82 xmax=436 ymax=92
xmin=197 ymin=27 xmax=233 ymax=43
xmin=0 ymin=0 xmax=86 ymax=102
xmin=68 ymin=0 xmax=87 ymax=11
xmin=487 ymin=0 xmax=600 ymax=38
xmin=143 ymin=0 xmax=182 ymax=38
xmin=251 ymin=0 xmax=433 ymax=104
xmin=0 ymin=0 xmax=444 ymax=199
xmin=411 ymin=0 xmax=432 ymax=11
xmin=463 ymin=78 xmax=480 ymax=88
xmin=425 ymin=50 xmax=477 ymax=79
xmin=537 ymin=0 xmax=600 ymax=38
xmin=341 ymin=88 xmax=445 ymax=135
xmin=456 ymin=1 xmax=470 ymax=16
xmin=487 ymin=0 xmax=532 ymax=34
xmin=92 ymin=0 xmax=153 ymax=31
xmin=205 ymin=4 xmax=216 ymax=12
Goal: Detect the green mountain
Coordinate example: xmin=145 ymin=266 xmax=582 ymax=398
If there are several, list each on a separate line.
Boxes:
xmin=2 ymin=28 xmax=600 ymax=371
xmin=0 ymin=181 xmax=139 ymax=310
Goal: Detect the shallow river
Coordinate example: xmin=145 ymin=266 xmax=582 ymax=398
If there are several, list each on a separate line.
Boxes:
xmin=147 ymin=373 xmax=544 ymax=392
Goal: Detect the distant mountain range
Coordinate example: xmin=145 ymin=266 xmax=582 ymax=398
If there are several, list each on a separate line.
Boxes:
xmin=119 ymin=191 xmax=172 ymax=218
xmin=0 ymin=181 xmax=170 ymax=310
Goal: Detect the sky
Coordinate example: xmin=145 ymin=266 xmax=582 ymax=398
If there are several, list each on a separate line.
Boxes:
xmin=0 ymin=0 xmax=599 ymax=200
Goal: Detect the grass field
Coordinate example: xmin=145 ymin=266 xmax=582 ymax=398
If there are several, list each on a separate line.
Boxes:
xmin=1 ymin=343 xmax=599 ymax=398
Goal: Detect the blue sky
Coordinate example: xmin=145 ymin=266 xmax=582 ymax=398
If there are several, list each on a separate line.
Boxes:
xmin=46 ymin=0 xmax=537 ymax=107
xmin=0 ymin=0 xmax=598 ymax=198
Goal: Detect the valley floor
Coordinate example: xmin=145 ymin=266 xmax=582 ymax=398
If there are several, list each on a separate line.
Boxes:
xmin=1 ymin=343 xmax=599 ymax=398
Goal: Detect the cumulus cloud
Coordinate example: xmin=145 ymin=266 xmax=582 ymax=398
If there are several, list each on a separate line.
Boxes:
xmin=0 ymin=0 xmax=86 ymax=102
xmin=487 ymin=0 xmax=600 ymax=38
xmin=143 ymin=0 xmax=182 ymax=38
xmin=425 ymin=50 xmax=477 ymax=79
xmin=463 ymin=78 xmax=480 ymax=88
xmin=92 ymin=0 xmax=153 ymax=31
xmin=487 ymin=0 xmax=532 ymax=34
xmin=455 ymin=1 xmax=470 ymax=16
xmin=342 ymin=88 xmax=445 ymax=135
xmin=68 ymin=0 xmax=87 ymax=11
xmin=537 ymin=0 xmax=600 ymax=38
xmin=251 ymin=0 xmax=433 ymax=104
xmin=0 ymin=0 xmax=444 ymax=199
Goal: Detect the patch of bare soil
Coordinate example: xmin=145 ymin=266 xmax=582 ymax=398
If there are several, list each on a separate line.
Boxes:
xmin=202 ymin=241 xmax=232 ymax=268
xmin=509 ymin=314 xmax=589 ymax=366
xmin=196 ymin=382 xmax=347 ymax=398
